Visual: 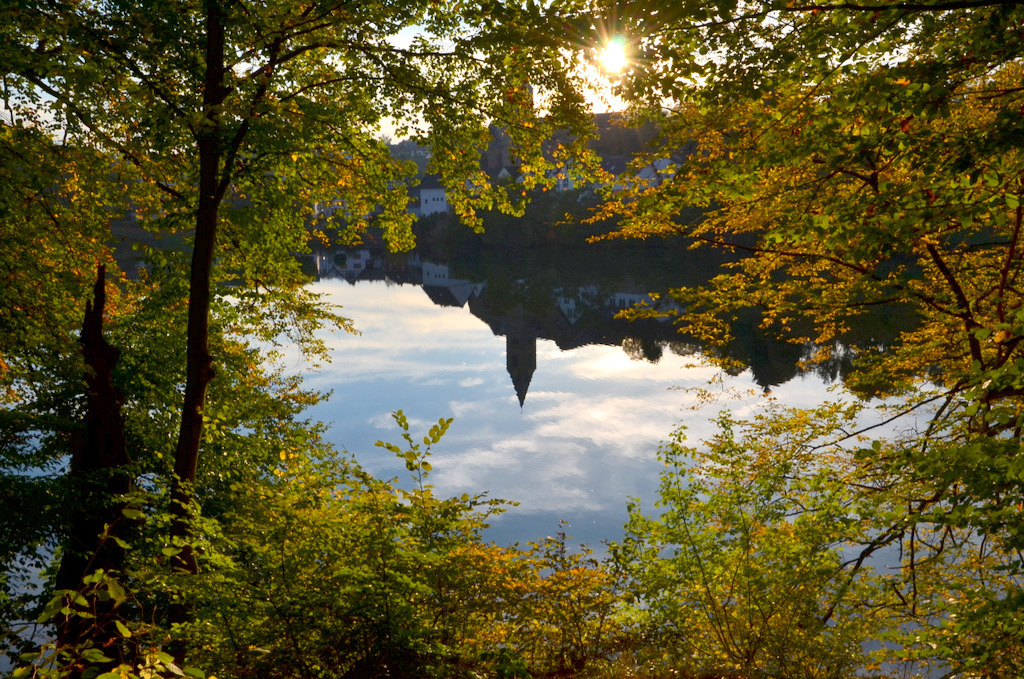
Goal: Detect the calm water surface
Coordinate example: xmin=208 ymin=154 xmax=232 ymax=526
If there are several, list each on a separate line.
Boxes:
xmin=298 ymin=267 xmax=834 ymax=548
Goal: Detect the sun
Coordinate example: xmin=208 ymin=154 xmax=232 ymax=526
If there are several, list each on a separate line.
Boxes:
xmin=599 ymin=37 xmax=628 ymax=74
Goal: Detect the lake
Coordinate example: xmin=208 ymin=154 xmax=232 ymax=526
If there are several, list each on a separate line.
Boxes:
xmin=297 ymin=243 xmax=841 ymax=549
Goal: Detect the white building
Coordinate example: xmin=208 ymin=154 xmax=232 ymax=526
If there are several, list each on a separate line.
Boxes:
xmin=411 ymin=175 xmax=449 ymax=217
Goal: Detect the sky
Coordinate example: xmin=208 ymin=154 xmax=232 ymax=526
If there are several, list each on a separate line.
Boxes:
xmin=378 ymin=22 xmax=629 ymax=142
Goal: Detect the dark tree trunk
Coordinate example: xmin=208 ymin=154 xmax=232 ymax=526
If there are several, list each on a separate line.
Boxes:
xmin=167 ymin=0 xmax=227 ymax=661
xmin=55 ymin=264 xmax=132 ymax=676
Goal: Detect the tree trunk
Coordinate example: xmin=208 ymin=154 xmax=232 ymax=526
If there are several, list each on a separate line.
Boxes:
xmin=55 ymin=264 xmax=132 ymax=676
xmin=167 ymin=0 xmax=227 ymax=660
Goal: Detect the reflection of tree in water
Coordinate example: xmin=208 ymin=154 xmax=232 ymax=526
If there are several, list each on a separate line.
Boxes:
xmin=617 ymin=306 xmax=918 ymax=392
xmin=621 ymin=336 xmax=664 ymax=364
xmin=463 ymin=256 xmax=892 ymax=393
xmin=342 ymin=211 xmax=918 ymax=394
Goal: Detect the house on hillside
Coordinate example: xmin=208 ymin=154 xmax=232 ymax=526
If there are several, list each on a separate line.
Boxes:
xmin=394 ymin=114 xmax=684 ymax=218
xmin=481 ymin=123 xmax=523 ymax=181
xmin=633 ymin=145 xmax=697 ymax=187
xmin=409 ymin=174 xmax=450 ymax=217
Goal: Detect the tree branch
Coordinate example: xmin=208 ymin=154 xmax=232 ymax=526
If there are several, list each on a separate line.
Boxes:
xmin=924 ymin=242 xmax=983 ymax=364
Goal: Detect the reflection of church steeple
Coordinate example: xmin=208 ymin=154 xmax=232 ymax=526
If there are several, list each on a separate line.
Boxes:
xmin=505 ymin=307 xmax=537 ymax=407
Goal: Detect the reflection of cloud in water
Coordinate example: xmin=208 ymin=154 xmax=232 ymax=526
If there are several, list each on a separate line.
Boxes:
xmin=561 ymin=349 xmax=658 ymax=378
xmin=366 ymin=412 xmax=397 ymax=430
xmin=433 ymin=436 xmax=599 ymax=515
xmin=367 ymin=410 xmax=445 ymax=434
xmin=300 ymin=279 xmax=836 ymax=544
xmin=305 ymin=350 xmax=502 ymax=388
xmin=525 ymin=391 xmax=681 ymax=447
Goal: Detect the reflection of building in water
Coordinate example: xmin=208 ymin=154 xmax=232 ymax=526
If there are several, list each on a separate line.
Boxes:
xmin=307 ymin=249 xmax=699 ymax=404
xmin=610 ymin=285 xmax=650 ymax=311
xmin=503 ymin=306 xmax=537 ymax=408
xmin=554 ymin=285 xmax=599 ymax=325
xmin=304 ymin=244 xmax=858 ymax=399
xmin=470 ymin=284 xmax=660 ymax=406
xmin=307 ymin=248 xmax=374 ymax=282
xmin=421 ymin=262 xmax=485 ymax=307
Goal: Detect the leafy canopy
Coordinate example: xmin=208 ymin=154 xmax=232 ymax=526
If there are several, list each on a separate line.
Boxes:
xmin=591 ymin=0 xmax=1024 ymax=673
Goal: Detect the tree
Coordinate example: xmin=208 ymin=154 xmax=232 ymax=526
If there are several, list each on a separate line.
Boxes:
xmin=0 ymin=122 xmax=132 ymax=670
xmin=592 ymin=0 xmax=1024 ymax=671
xmin=3 ymin=254 xmax=353 ymax=676
xmin=180 ymin=412 xmax=511 ymax=678
xmin=149 ymin=412 xmax=623 ymax=679
xmin=615 ymin=405 xmax=886 ymax=678
xmin=3 ymin=0 xmax=605 ymax=671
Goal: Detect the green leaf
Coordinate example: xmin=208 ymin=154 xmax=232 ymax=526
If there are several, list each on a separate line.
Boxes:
xmin=121 ymin=507 xmax=146 ymax=521
xmin=81 ymin=648 xmax=113 ymax=663
xmin=107 ymin=579 xmax=126 ymax=601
